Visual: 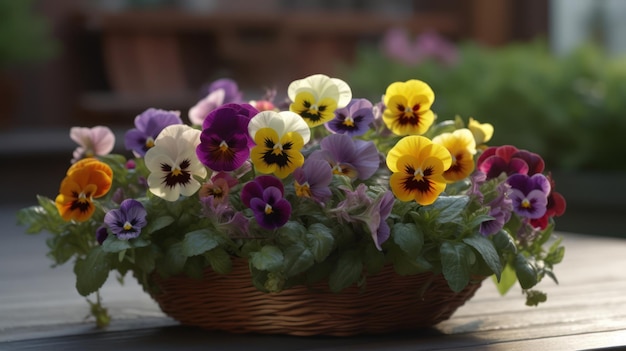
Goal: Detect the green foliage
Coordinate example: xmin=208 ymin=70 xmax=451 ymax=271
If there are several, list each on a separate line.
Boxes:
xmin=0 ymin=0 xmax=58 ymax=67
xmin=342 ymin=39 xmax=626 ymax=171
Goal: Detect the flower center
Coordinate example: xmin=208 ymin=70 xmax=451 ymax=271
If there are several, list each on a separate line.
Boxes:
xmin=413 ymin=167 xmax=424 ymax=181
xmin=171 ymin=166 xmax=183 ymax=176
xmin=219 ymin=140 xmax=229 ymax=151
xmin=123 ymin=221 xmax=133 ymax=231
xmin=343 ymin=116 xmax=355 ymax=127
xmin=272 ymin=142 xmax=284 ymax=155
xmin=521 ymin=198 xmax=532 ymax=209
xmin=145 ymin=137 xmax=155 ymax=149
xmin=295 ymin=181 xmax=312 ymax=197
xmin=264 ymin=204 xmax=273 ymax=214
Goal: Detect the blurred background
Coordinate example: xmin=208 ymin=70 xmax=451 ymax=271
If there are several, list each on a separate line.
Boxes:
xmin=1 ymin=0 xmax=624 ymax=237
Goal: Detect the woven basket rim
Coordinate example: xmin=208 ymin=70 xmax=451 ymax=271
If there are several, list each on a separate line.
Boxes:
xmin=146 ymin=257 xmax=484 ymax=336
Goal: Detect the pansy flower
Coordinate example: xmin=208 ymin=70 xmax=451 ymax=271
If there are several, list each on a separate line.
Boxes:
xmin=293 ymin=158 xmax=333 ymax=203
xmin=248 ymin=110 xmax=310 ymax=179
xmin=288 ymin=74 xmax=352 ymax=127
xmin=477 ymin=145 xmax=545 ymax=180
xmin=55 ymin=158 xmax=113 ymax=222
xmin=125 ymin=108 xmax=183 ymax=157
xmin=468 ymin=117 xmax=494 ymax=147
xmin=241 ymin=175 xmax=291 ymax=230
xmin=530 ymin=173 xmax=567 ymax=229
xmin=70 ymin=126 xmax=116 ymax=163
xmin=480 ymin=182 xmax=513 ymax=236
xmin=386 ymin=135 xmax=452 ymax=205
xmin=196 ymin=103 xmax=258 ymax=172
xmin=432 ymin=128 xmax=476 ymax=182
xmin=308 ymin=133 xmax=379 ymax=180
xmin=103 ymin=199 xmax=147 ymax=240
xmin=199 ymin=172 xmax=238 ymax=204
xmin=382 ymin=79 xmax=435 ymax=136
xmin=507 ymin=173 xmax=551 ymax=219
xmin=145 ymin=125 xmax=207 ymax=201
xmin=325 ymin=98 xmax=374 ymax=136
xmin=189 ymin=78 xmax=245 ymax=126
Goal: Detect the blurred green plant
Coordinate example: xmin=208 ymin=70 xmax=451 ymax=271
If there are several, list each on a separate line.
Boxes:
xmin=0 ymin=0 xmax=58 ymax=68
xmin=340 ymin=39 xmax=626 ymax=172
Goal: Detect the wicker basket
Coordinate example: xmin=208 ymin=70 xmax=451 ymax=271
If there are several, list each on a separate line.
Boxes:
xmin=148 ymin=258 xmax=484 ymax=336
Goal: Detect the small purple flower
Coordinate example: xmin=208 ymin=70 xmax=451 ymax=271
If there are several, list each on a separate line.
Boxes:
xmin=103 ymin=199 xmax=148 ymax=240
xmin=293 ymin=158 xmax=333 ymax=204
xmin=124 ymin=108 xmax=183 ymax=157
xmin=196 ymin=103 xmax=258 ymax=172
xmin=241 ymin=176 xmax=291 ymax=230
xmin=507 ymin=173 xmax=551 ymax=219
xmin=325 ymin=98 xmax=374 ymax=136
xmin=96 ymin=225 xmax=108 ymax=245
xmin=203 ymin=78 xmax=244 ymax=105
xmin=332 ymin=184 xmax=394 ymax=250
xmin=368 ymin=191 xmax=394 ymax=250
xmin=309 ymin=134 xmax=380 ymax=180
xmin=480 ymin=182 xmax=513 ymax=236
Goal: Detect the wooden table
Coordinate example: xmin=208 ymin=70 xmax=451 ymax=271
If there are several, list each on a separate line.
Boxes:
xmin=1 ymin=204 xmax=625 ymax=350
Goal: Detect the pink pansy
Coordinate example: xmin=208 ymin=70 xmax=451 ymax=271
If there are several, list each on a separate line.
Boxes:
xmin=70 ymin=126 xmax=115 ymax=163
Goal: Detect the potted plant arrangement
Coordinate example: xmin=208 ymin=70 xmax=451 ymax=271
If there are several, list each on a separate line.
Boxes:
xmin=18 ymin=74 xmax=566 ymax=336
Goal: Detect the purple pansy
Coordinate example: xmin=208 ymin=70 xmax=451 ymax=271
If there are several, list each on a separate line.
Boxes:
xmin=368 ymin=190 xmax=394 ymax=250
xmin=103 ymin=199 xmax=148 ymax=240
xmin=203 ymin=78 xmax=244 ymax=105
xmin=96 ymin=225 xmax=108 ymax=245
xmin=293 ymin=158 xmax=333 ymax=204
xmin=241 ymin=176 xmax=291 ymax=230
xmin=477 ymin=145 xmax=545 ymax=180
xmin=332 ymin=184 xmax=394 ymax=250
xmin=308 ymin=134 xmax=379 ymax=180
xmin=124 ymin=108 xmax=183 ymax=157
xmin=325 ymin=98 xmax=374 ymax=136
xmin=196 ymin=103 xmax=258 ymax=172
xmin=507 ymin=173 xmax=551 ymax=219
xmin=189 ymin=78 xmax=245 ymax=126
xmin=480 ymin=182 xmax=513 ymax=236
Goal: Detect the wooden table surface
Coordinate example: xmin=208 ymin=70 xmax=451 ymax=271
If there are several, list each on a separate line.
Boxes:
xmin=1 ymin=204 xmax=625 ymax=351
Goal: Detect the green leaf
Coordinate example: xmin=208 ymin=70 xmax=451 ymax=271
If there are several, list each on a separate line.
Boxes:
xmin=463 ymin=234 xmax=502 ymax=281
xmin=514 ymin=253 xmax=538 ymax=289
xmin=525 ymin=290 xmax=547 ymax=306
xmin=283 ymin=244 xmax=315 ymax=277
xmin=101 ymin=236 xmax=132 ymax=253
xmin=305 ymin=223 xmax=334 ymax=262
xmin=392 ymin=222 xmax=423 ymax=257
xmin=163 ymin=242 xmax=186 ymax=275
xmin=492 ymin=262 xmax=516 ymax=295
xmin=363 ymin=243 xmax=386 ymax=275
xmin=440 ymin=241 xmax=474 ymax=292
xmin=328 ymin=250 xmax=362 ymax=292
xmin=250 ymin=245 xmax=284 ymax=271
xmin=546 ymin=237 xmax=565 ymax=265
xmin=492 ymin=230 xmax=517 ymax=254
xmin=181 ymin=229 xmax=220 ymax=257
xmin=205 ymin=248 xmax=232 ymax=274
xmin=276 ymin=221 xmax=307 ymax=245
xmin=430 ymin=195 xmax=469 ymax=224
xmin=134 ymin=246 xmax=159 ymax=274
xmin=145 ymin=215 xmax=175 ymax=233
xmin=74 ymin=247 xmax=111 ymax=296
